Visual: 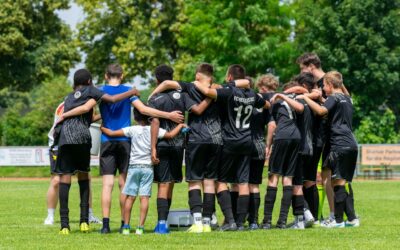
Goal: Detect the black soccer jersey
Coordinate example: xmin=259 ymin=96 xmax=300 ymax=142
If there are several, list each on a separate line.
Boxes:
xmin=296 ymin=99 xmax=314 ymax=155
xmin=271 ymin=94 xmax=301 ymax=140
xmin=148 ymin=89 xmax=197 ymax=147
xmin=178 ymin=81 xmax=223 ymax=145
xmin=324 ymin=93 xmax=357 ymax=149
xmin=59 ymin=85 xmax=104 ymax=146
xmin=216 ymin=85 xmax=266 ymax=153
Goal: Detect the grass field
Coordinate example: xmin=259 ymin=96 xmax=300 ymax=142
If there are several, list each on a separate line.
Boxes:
xmin=0 ymin=178 xmax=399 ymax=250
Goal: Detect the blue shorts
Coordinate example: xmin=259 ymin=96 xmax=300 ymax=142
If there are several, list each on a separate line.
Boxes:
xmin=123 ymin=165 xmax=153 ymax=197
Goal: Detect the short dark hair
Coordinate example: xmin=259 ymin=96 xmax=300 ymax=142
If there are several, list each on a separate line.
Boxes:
xmin=106 ymin=64 xmax=123 ymax=78
xmin=73 ymin=69 xmax=92 ymax=89
xmin=133 ymin=108 xmax=150 ymax=125
xmin=296 ymin=53 xmax=321 ymax=68
xmin=196 ymin=63 xmax=214 ymax=77
xmin=294 ymin=72 xmax=315 ymax=91
xmin=155 ymin=64 xmax=174 ymax=83
xmin=227 ymin=64 xmax=246 ymax=80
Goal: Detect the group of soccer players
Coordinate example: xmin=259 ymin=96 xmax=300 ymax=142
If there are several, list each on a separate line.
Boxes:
xmin=48 ymin=51 xmax=360 ymax=234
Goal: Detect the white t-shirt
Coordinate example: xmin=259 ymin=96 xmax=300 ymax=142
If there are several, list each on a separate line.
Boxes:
xmin=122 ymin=125 xmax=166 ymax=165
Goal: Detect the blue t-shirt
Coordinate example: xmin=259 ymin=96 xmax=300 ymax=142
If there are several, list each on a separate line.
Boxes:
xmin=99 ymin=84 xmax=138 ymax=142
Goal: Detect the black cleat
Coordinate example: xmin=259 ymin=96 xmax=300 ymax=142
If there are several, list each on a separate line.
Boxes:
xmin=219 ymin=222 xmax=237 ymax=231
xmin=237 ymin=224 xmax=246 ymax=231
xmin=276 ymin=222 xmax=286 ymax=229
xmin=100 ymin=227 xmax=111 ymax=234
xmin=249 ymin=223 xmax=259 ymax=230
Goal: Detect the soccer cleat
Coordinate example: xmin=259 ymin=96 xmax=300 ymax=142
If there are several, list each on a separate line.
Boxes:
xmin=154 ymin=221 xmax=169 ymax=234
xmin=187 ymin=224 xmax=203 ymax=233
xmin=320 ymin=217 xmax=336 ymax=228
xmin=237 ymin=225 xmax=246 ymax=231
xmin=276 ymin=221 xmax=287 ymax=229
xmin=304 ymin=209 xmax=315 ymax=228
xmin=122 ymin=225 xmax=131 ymax=235
xmin=89 ymin=214 xmax=102 ymax=224
xmin=44 ymin=215 xmax=54 ymax=225
xmin=345 ymin=218 xmax=360 ymax=228
xmin=202 ymin=224 xmax=212 ymax=233
xmin=135 ymin=226 xmax=144 ymax=235
xmin=211 ymin=213 xmax=219 ymax=229
xmin=59 ymin=227 xmax=70 ymax=235
xmin=261 ymin=222 xmax=272 ymax=230
xmin=80 ymin=222 xmax=90 ymax=233
xmin=219 ymin=222 xmax=237 ymax=231
xmin=100 ymin=226 xmax=111 ymax=234
xmin=249 ymin=223 xmax=259 ymax=230
xmin=289 ymin=216 xmax=305 ymax=230
xmin=321 ymin=219 xmax=345 ymax=228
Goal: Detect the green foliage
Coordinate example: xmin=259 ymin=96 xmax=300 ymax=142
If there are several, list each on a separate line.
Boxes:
xmin=295 ymin=0 xmax=400 ymax=124
xmin=76 ymin=0 xmax=183 ymax=82
xmin=174 ymin=0 xmax=298 ymax=82
xmin=355 ymin=108 xmax=400 ymax=144
xmin=0 ymin=0 xmax=80 ymax=91
xmin=0 ymin=76 xmax=71 ymax=146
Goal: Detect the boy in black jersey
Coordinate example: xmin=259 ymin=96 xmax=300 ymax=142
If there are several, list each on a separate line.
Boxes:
xmin=148 ymin=65 xmax=210 ymax=234
xmin=261 ymin=83 xmax=304 ymax=229
xmin=297 ymin=71 xmax=359 ymax=228
xmin=246 ymin=75 xmax=278 ymax=230
xmin=194 ymin=65 xmax=270 ymax=231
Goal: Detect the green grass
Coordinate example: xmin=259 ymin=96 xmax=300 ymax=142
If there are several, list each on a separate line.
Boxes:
xmin=0 ymin=166 xmax=101 ymax=178
xmin=0 ymin=179 xmax=399 ymax=249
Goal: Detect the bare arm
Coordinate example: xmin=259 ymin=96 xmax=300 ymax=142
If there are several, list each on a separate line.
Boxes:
xmin=132 ymin=99 xmax=184 ymax=123
xmin=101 ymin=88 xmax=140 ymax=103
xmin=271 ymin=93 xmax=304 ymax=113
xmin=163 ymin=124 xmax=188 ymax=139
xmin=99 ymin=127 xmax=125 ymax=137
xmin=59 ymin=99 xmax=97 ymax=123
xmin=304 ymin=89 xmax=321 ymax=100
xmin=234 ymin=79 xmax=250 ymax=89
xmin=265 ymin=121 xmax=276 ymax=160
xmin=190 ymin=98 xmax=212 ymax=115
xmin=297 ymin=95 xmax=328 ymax=116
xmin=194 ymin=81 xmax=217 ymax=99
xmin=149 ymin=80 xmax=181 ymax=100
xmin=284 ymin=86 xmax=309 ymax=94
xmin=151 ymin=118 xmax=160 ymax=165
xmin=92 ymin=114 xmax=101 ymax=122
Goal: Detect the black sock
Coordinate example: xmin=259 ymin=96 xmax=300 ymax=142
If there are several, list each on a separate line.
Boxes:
xmin=203 ymin=193 xmax=215 ymax=219
xmin=78 ymin=179 xmax=90 ymax=224
xmin=121 ymin=220 xmax=124 ymax=228
xmin=157 ymin=198 xmax=169 ymax=221
xmin=248 ymin=193 xmax=260 ymax=224
xmin=217 ymin=190 xmax=235 ymax=224
xmin=292 ymin=195 xmax=305 ymax=216
xmin=59 ymin=182 xmax=71 ymax=229
xmin=263 ymin=186 xmax=277 ymax=224
xmin=230 ymin=191 xmax=239 ymax=221
xmin=103 ymin=218 xmax=110 ymax=228
xmin=236 ymin=195 xmax=250 ymax=226
xmin=188 ymin=189 xmax=202 ymax=214
xmin=168 ymin=198 xmax=172 ymax=210
xmin=345 ymin=183 xmax=356 ymax=221
xmin=334 ymin=185 xmax=347 ymax=223
xmin=277 ymin=186 xmax=293 ymax=225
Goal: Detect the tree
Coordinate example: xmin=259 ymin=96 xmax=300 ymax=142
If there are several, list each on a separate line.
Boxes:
xmin=295 ymin=0 xmax=400 ymax=125
xmin=173 ymin=0 xmax=298 ymax=82
xmin=0 ymin=0 xmax=80 ymax=92
xmin=76 ymin=0 xmax=183 ymax=82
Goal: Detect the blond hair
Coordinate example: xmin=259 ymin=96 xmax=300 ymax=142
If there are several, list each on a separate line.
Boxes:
xmin=256 ymin=74 xmax=279 ymax=91
xmin=324 ymin=71 xmax=343 ymax=88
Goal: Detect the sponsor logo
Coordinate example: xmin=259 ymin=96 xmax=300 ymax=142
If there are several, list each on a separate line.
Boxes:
xmin=173 ymin=92 xmax=181 ymax=99
xmin=74 ymin=91 xmax=81 ymax=99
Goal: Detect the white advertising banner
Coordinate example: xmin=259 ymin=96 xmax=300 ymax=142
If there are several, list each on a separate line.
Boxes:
xmin=0 ymin=147 xmax=99 ymax=166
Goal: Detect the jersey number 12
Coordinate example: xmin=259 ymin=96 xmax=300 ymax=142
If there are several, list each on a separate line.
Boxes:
xmin=234 ymin=105 xmax=253 ymax=129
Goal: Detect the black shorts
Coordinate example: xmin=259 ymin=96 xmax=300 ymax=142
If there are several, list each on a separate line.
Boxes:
xmin=293 ymin=154 xmax=313 ymax=185
xmin=249 ymin=159 xmax=265 ymax=184
xmin=100 ymin=141 xmax=131 ymax=175
xmin=218 ymin=147 xmax=251 ymax=184
xmin=55 ymin=144 xmax=91 ymax=175
xmin=268 ymin=139 xmax=301 ymax=177
xmin=185 ymin=143 xmax=221 ymax=181
xmin=304 ymin=146 xmax=323 ymax=182
xmin=49 ymin=148 xmax=57 ymax=174
xmin=324 ymin=148 xmax=358 ymax=182
xmin=154 ymin=146 xmax=184 ymax=183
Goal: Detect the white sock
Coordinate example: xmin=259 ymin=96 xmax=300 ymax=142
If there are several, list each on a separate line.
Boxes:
xmin=89 ymin=208 xmax=93 ymax=215
xmin=329 ymin=212 xmax=335 ymax=220
xmin=47 ymin=208 xmax=55 ymax=217
xmin=304 ymin=209 xmax=314 ymax=221
xmin=193 ymin=213 xmax=202 ymax=225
